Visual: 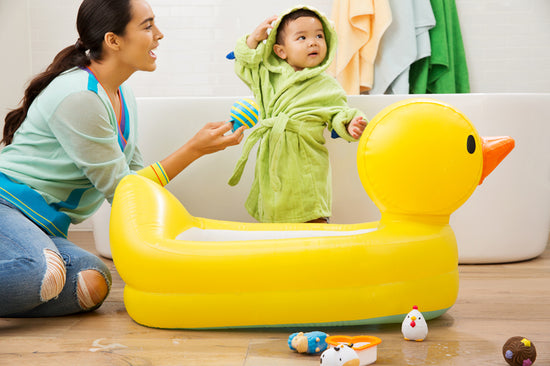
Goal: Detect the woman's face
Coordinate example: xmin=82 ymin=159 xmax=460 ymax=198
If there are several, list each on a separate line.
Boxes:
xmin=117 ymin=0 xmax=164 ymax=72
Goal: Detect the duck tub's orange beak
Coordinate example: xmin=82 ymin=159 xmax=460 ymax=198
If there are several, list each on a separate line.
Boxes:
xmin=479 ymin=136 xmax=515 ymax=185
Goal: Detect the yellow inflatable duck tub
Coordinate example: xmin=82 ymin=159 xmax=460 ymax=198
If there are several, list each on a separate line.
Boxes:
xmin=110 ymin=98 xmax=514 ymax=329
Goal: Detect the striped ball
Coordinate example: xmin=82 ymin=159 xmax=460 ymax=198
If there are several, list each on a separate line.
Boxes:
xmin=229 ymin=98 xmax=259 ymax=131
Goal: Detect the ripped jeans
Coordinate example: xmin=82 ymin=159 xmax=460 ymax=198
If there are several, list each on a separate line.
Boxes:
xmin=0 ymin=197 xmax=111 ymax=317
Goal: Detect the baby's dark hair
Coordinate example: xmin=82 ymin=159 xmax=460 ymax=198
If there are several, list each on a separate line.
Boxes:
xmin=276 ymin=9 xmax=322 ymax=45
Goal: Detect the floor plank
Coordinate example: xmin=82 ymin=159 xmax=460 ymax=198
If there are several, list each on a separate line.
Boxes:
xmin=1 ymin=231 xmax=548 ymax=365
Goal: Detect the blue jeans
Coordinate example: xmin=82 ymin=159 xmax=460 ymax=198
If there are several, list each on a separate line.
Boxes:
xmin=0 ymin=197 xmax=111 ymax=317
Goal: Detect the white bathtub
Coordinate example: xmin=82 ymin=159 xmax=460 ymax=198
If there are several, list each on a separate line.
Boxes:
xmin=92 ymin=93 xmax=550 ymax=263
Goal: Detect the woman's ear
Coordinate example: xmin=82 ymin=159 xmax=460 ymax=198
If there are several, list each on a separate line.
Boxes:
xmin=273 ymin=44 xmax=287 ymax=60
xmin=104 ymin=32 xmax=121 ymax=51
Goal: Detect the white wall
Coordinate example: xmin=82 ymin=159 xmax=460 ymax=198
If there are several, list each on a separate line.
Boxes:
xmin=1 ymin=0 xmax=549 ymax=230
xmin=457 ymin=0 xmax=550 ymax=92
xmin=3 ymin=0 xmax=550 ymax=102
xmin=0 ymin=1 xmax=31 ymax=117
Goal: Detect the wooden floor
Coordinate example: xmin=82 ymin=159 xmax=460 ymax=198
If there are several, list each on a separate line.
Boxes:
xmin=1 ymin=231 xmax=548 ymax=366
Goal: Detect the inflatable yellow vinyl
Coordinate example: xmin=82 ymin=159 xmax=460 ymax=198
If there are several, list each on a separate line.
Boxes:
xmin=110 ymin=98 xmax=514 ymax=329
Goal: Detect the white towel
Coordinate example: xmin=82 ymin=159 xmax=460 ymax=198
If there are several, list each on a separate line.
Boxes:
xmin=370 ymin=0 xmax=435 ymax=94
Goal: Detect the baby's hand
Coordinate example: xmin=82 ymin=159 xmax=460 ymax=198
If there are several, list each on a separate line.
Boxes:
xmin=247 ymin=15 xmax=278 ymax=49
xmin=347 ymin=116 xmax=367 ymax=139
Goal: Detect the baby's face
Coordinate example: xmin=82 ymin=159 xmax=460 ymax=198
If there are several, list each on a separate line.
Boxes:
xmin=275 ymin=16 xmax=327 ymax=71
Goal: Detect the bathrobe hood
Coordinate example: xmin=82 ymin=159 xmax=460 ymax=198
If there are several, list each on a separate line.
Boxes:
xmin=262 ymin=5 xmax=338 ymax=80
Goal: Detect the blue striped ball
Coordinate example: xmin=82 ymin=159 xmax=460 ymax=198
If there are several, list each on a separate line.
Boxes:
xmin=229 ymin=98 xmax=259 ymax=131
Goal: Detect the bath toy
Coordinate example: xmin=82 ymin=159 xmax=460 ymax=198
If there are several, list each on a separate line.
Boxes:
xmin=288 ymin=331 xmax=329 ymax=354
xmin=109 ymin=98 xmax=514 ymax=329
xmin=320 ymin=344 xmax=359 ymax=366
xmin=326 ymin=336 xmax=381 ymax=366
xmin=229 ymin=98 xmax=259 ymax=131
xmin=401 ymin=305 xmax=428 ymax=341
xmin=502 ymin=336 xmax=537 ymax=366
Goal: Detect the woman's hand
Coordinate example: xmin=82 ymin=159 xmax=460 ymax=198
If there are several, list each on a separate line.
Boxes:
xmin=190 ymin=121 xmax=245 ymax=156
xmin=246 ymin=15 xmax=278 ymax=49
xmin=160 ymin=121 xmax=245 ymax=180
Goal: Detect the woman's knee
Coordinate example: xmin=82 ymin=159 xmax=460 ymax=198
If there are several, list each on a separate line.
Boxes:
xmin=40 ymin=249 xmax=67 ymax=302
xmin=76 ymin=269 xmax=110 ymax=310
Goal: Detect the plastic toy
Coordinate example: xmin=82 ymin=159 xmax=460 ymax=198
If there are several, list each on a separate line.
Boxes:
xmin=320 ymin=344 xmax=359 ymax=366
xmin=502 ymin=336 xmax=537 ymax=366
xmin=326 ymin=336 xmax=381 ymax=366
xmin=401 ymin=305 xmax=428 ymax=341
xmin=288 ymin=331 xmax=328 ymax=354
xmin=229 ymin=98 xmax=259 ymax=131
xmin=109 ymin=98 xmax=514 ymax=329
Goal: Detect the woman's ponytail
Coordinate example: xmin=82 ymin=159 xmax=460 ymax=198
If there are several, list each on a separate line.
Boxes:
xmin=2 ymin=0 xmax=132 ymax=146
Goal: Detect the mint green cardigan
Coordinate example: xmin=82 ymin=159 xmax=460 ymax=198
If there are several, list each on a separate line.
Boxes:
xmin=228 ymin=6 xmax=365 ymax=223
xmin=0 ymin=67 xmax=142 ymax=235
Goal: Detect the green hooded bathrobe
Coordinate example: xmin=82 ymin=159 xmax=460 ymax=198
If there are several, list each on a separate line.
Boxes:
xmin=228 ymin=6 xmax=366 ymax=223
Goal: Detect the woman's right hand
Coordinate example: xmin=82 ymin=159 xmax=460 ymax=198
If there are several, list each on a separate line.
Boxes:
xmin=160 ymin=121 xmax=245 ymax=181
xmin=190 ymin=121 xmax=245 ymax=156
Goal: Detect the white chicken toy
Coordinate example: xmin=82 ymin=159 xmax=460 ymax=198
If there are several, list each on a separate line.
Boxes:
xmin=320 ymin=344 xmax=360 ymax=366
xmin=401 ymin=305 xmax=428 ymax=341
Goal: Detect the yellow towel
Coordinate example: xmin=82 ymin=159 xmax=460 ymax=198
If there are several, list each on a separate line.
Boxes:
xmin=329 ymin=0 xmax=392 ymax=94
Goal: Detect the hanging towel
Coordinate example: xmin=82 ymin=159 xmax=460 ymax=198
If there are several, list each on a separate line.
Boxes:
xmin=409 ymin=0 xmax=470 ymax=93
xmin=370 ymin=0 xmax=435 ymax=94
xmin=329 ymin=0 xmax=392 ymax=94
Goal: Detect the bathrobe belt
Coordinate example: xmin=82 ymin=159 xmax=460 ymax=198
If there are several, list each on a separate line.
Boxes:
xmin=229 ymin=113 xmax=302 ymax=192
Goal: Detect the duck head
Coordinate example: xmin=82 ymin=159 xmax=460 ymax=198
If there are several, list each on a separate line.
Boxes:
xmin=357 ymin=99 xmax=514 ymax=219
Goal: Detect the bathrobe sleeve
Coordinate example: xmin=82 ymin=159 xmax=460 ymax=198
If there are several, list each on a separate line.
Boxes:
xmin=316 ymin=76 xmax=366 ymax=141
xmin=233 ymin=35 xmax=267 ymax=99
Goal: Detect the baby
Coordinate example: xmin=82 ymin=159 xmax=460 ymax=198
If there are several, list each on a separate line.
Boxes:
xmin=228 ymin=6 xmax=367 ymax=223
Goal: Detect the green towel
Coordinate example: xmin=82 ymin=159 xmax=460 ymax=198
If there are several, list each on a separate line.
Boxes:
xmin=409 ymin=0 xmax=470 ymax=93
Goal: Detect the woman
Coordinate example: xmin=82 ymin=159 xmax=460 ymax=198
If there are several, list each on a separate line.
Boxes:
xmin=0 ymin=0 xmax=244 ymax=317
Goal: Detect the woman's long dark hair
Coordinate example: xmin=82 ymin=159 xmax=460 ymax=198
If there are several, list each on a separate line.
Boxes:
xmin=2 ymin=0 xmax=132 ymax=145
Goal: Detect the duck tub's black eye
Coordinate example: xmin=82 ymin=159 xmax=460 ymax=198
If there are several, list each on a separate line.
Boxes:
xmin=467 ymin=135 xmax=476 ymax=154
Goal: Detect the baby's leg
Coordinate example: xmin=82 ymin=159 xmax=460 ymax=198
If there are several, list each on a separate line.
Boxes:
xmin=306 ymin=217 xmax=329 ymax=224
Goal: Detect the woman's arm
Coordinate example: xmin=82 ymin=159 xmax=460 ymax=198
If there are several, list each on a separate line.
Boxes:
xmin=50 ymin=92 xmax=244 ymax=199
xmin=160 ymin=121 xmax=244 ymax=180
